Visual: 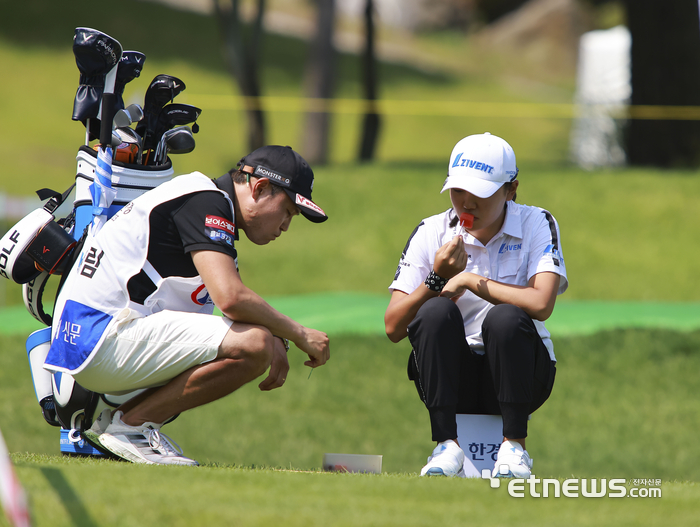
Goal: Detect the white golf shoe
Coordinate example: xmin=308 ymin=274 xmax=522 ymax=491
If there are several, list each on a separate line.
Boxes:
xmin=492 ymin=440 xmax=533 ymax=478
xmin=85 ymin=410 xmax=198 ymax=466
xmin=420 ymin=439 xmax=465 ymax=477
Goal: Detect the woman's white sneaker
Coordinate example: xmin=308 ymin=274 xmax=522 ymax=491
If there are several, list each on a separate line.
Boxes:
xmin=492 ymin=440 xmax=532 ymax=478
xmin=420 ymin=439 xmax=465 ymax=477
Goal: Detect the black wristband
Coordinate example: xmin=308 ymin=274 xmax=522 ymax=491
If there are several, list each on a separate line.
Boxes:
xmin=274 ymin=336 xmax=290 ymax=352
xmin=424 ymin=270 xmax=448 ymax=292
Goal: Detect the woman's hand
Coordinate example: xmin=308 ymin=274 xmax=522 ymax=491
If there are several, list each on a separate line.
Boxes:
xmin=433 ymin=235 xmax=468 ymax=279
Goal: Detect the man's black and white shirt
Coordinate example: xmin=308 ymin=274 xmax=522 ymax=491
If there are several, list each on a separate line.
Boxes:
xmin=46 ymin=172 xmax=238 ymax=375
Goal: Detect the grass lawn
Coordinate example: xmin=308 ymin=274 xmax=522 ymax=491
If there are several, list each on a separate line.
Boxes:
xmin=9 ymin=454 xmax=698 ymax=527
xmin=2 ymin=327 xmax=700 ymax=525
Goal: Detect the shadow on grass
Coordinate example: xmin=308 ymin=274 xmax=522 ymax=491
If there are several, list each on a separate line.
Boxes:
xmin=39 ymin=466 xmax=98 ymax=527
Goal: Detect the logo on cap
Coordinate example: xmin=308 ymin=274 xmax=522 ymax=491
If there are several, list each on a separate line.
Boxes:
xmin=451 ymin=153 xmax=495 ymax=175
xmin=254 ymin=166 xmax=291 ymax=187
xmin=296 ymin=194 xmax=325 ymax=215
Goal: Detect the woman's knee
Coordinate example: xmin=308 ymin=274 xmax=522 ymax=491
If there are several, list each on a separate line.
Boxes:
xmin=409 ymin=297 xmax=466 ymax=356
xmin=483 ymin=304 xmax=530 ymax=336
xmin=414 ymin=296 xmax=462 ymax=327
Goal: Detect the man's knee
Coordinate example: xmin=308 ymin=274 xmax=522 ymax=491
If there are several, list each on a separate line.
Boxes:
xmin=219 ymin=325 xmax=274 ymax=373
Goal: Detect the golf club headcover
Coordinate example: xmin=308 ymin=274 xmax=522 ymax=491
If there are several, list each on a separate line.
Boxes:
xmin=145 ymin=103 xmax=201 ymax=151
xmin=71 ymin=28 xmax=123 ymax=122
xmin=115 ymin=51 xmax=146 ymax=111
xmin=135 ymin=74 xmax=186 ymax=148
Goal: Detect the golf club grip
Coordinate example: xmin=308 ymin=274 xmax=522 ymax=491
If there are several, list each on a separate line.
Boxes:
xmin=99 ymin=93 xmax=117 ymax=146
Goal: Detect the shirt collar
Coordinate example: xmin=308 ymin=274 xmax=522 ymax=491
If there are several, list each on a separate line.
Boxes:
xmin=213 ymin=173 xmax=239 ymax=241
xmin=500 ymin=201 xmax=522 ymax=240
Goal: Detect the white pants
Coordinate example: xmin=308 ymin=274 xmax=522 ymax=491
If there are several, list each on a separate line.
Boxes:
xmin=73 ymin=309 xmax=233 ymax=395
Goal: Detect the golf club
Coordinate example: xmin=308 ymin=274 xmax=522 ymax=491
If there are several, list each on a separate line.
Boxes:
xmin=114 ymin=127 xmax=143 ymax=164
xmin=155 ymin=125 xmax=195 ymax=165
xmin=144 ymin=103 xmax=201 ymax=163
xmin=114 ymin=50 xmax=146 ymax=112
xmin=113 ymin=103 xmax=144 ymax=129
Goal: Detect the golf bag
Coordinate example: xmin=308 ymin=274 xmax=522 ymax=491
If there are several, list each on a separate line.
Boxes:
xmin=3 ymin=26 xmax=200 ymax=455
xmin=18 ymin=149 xmax=175 ymax=454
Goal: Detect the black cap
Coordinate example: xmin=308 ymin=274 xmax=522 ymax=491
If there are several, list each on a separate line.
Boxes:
xmin=238 ymin=145 xmax=328 ymax=223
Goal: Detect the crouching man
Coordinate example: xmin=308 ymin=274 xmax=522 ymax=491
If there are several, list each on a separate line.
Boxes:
xmin=45 ymin=145 xmax=330 ymax=466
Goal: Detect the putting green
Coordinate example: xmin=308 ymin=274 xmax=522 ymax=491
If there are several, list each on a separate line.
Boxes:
xmin=1 ymin=292 xmax=700 ymax=337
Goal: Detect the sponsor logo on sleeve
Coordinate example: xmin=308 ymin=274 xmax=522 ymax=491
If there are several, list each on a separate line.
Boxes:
xmin=543 ymin=244 xmax=562 ymax=266
xmin=205 ymin=215 xmax=235 ymax=246
xmin=205 ymin=215 xmax=235 ymax=235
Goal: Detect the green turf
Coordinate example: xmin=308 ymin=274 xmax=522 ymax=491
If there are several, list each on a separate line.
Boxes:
xmin=3 ymin=329 xmax=699 ymax=479
xmin=8 ymin=454 xmax=698 ymax=527
xmin=3 ymin=295 xmax=700 ymax=338
xmin=2 ymin=327 xmax=700 ymax=525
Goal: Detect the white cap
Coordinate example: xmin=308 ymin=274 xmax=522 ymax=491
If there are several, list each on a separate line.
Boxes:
xmin=441 ymin=132 xmax=518 ymax=198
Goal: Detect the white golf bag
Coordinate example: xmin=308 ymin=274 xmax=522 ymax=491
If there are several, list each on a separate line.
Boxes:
xmin=11 ymin=147 xmax=174 ymax=455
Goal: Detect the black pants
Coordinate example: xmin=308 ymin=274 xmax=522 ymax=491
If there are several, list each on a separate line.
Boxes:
xmin=407 ymin=297 xmax=556 ymax=442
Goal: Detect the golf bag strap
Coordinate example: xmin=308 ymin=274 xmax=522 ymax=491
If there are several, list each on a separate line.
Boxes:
xmin=22 ymin=271 xmax=53 ymax=326
xmin=36 ymin=184 xmax=75 ymax=214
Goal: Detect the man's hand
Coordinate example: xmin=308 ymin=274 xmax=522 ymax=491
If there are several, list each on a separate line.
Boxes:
xmin=258 ymin=337 xmax=291 ymax=391
xmin=433 ymin=235 xmax=468 ymax=279
xmin=296 ymin=328 xmax=330 ymax=369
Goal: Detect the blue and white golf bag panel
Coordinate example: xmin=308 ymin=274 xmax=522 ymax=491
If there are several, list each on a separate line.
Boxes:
xmin=26 ymin=328 xmax=59 ymax=427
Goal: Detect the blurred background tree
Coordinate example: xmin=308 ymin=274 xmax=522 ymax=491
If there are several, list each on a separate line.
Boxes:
xmin=214 ymin=0 xmax=268 ymax=151
xmin=621 ymin=0 xmax=700 ymax=167
xmin=302 ymin=0 xmax=336 ymax=165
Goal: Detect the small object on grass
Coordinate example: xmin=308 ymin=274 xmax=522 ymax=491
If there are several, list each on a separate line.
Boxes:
xmin=322 ymin=453 xmax=382 ymax=474
xmin=308 ymin=368 xmax=314 ymax=380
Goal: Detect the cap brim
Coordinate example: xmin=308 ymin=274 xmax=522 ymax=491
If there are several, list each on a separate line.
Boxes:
xmin=441 ymin=175 xmax=504 ymax=199
xmin=283 ymin=189 xmax=328 ymax=223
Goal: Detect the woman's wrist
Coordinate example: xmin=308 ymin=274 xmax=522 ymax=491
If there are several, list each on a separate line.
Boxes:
xmin=424 ymin=269 xmax=449 ymax=292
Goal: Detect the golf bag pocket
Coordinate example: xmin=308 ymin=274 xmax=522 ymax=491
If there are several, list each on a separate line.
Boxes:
xmin=1 ymin=184 xmax=77 ymax=284
xmin=26 ymin=220 xmax=77 ymax=275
